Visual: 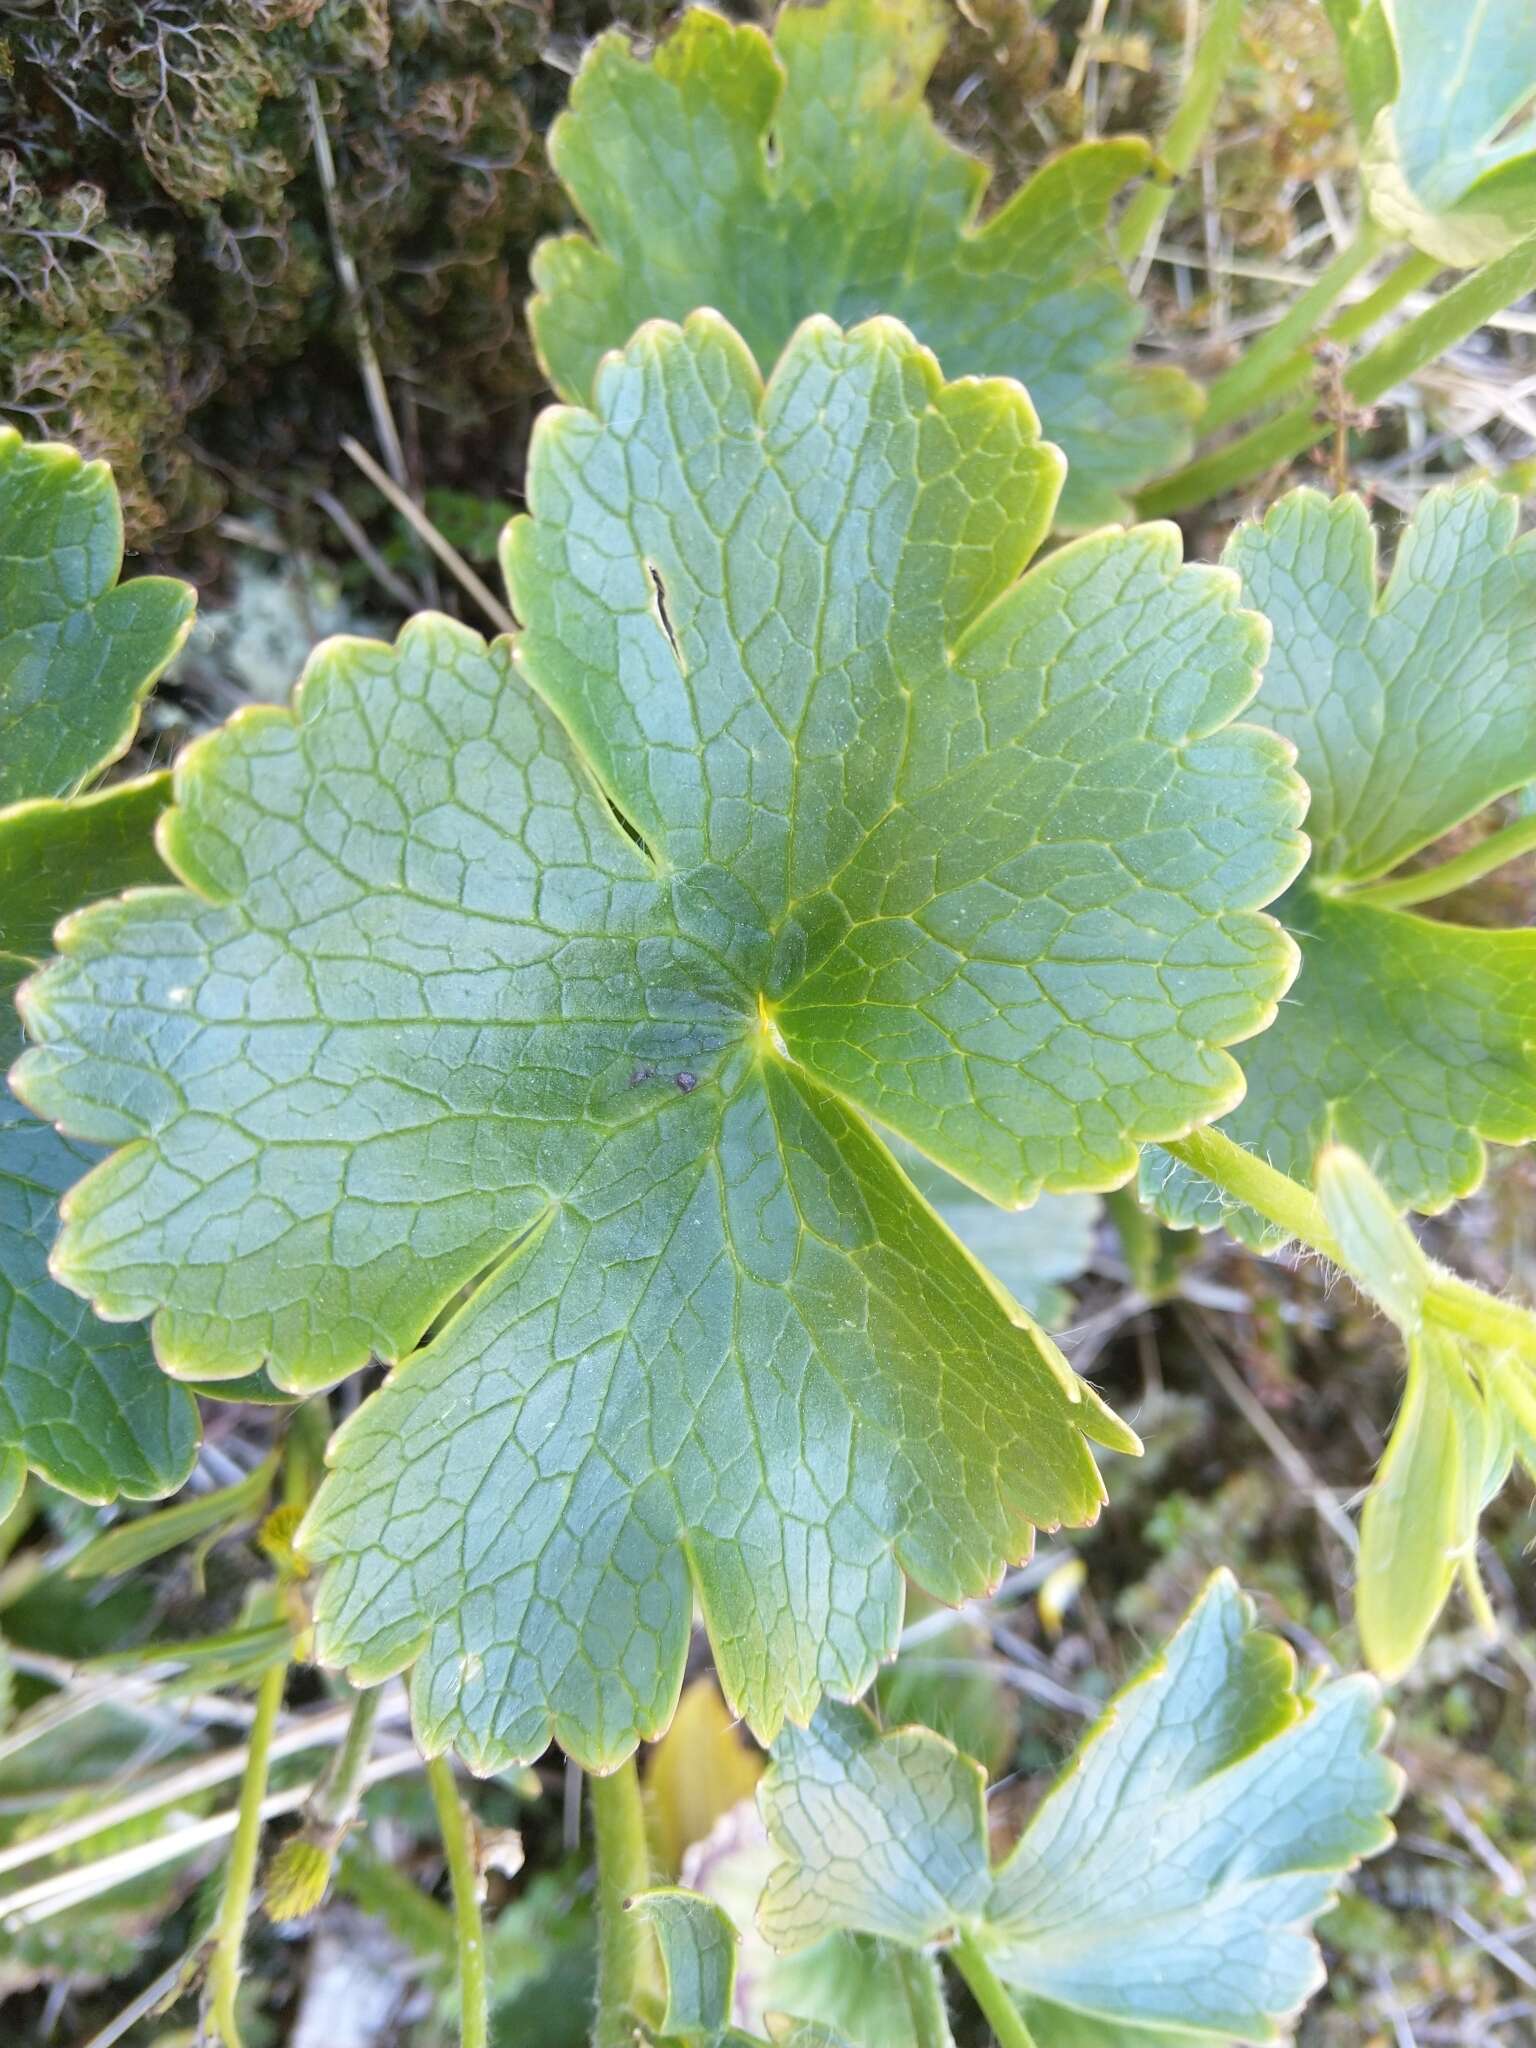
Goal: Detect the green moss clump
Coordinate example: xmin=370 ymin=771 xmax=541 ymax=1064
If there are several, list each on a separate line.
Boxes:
xmin=0 ymin=1 xmax=563 ymax=542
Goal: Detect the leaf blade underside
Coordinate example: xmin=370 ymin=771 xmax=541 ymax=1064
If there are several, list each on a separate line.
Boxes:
xmin=759 ymin=1572 xmax=1401 ymax=2044
xmin=1325 ymin=0 xmax=1536 ymax=267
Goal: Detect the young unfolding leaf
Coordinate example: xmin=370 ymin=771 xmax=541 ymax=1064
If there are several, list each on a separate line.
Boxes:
xmin=1322 ymin=1141 xmax=1518 ymax=1675
xmin=0 ymin=430 xmax=193 ymax=807
xmin=529 ymin=0 xmax=1199 ymax=529
xmin=14 ymin=312 xmax=1308 ymax=1769
xmin=1357 ymin=1326 xmax=1508 ymax=1680
xmin=0 ymin=1445 xmax=25 ymax=1522
xmin=66 ymin=1447 xmax=277 ymax=1580
xmin=1324 ymin=0 xmax=1536 ymax=266
xmin=759 ymin=1572 xmax=1400 ymax=2044
xmin=634 ymin=1890 xmax=754 ymax=2046
xmin=1144 ymin=485 xmax=1536 ymax=1241
xmin=631 ymin=1889 xmax=851 ymax=2047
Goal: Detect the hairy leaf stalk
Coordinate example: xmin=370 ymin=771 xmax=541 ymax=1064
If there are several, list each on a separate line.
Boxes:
xmin=589 ymin=1758 xmax=658 ymax=2048
xmin=426 ymin=1754 xmax=488 ymax=2048
xmin=206 ymin=1659 xmax=287 ymax=2048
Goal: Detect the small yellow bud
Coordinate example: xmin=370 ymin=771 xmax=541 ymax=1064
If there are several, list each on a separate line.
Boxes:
xmin=1037 ymin=1555 xmax=1087 ymax=1640
xmin=264 ymin=1835 xmax=334 ymax=1923
xmin=259 ymin=1503 xmax=310 ymax=1578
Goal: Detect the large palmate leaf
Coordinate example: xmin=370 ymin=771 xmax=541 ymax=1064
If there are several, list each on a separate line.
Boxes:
xmin=0 ymin=434 xmax=195 ymax=1505
xmin=529 ymin=0 xmax=1199 ymax=530
xmin=1324 ymin=0 xmax=1536 ymax=266
xmin=14 ymin=313 xmax=1306 ymax=1768
xmin=759 ymin=1572 xmax=1400 ymax=2045
xmin=1143 ymin=484 xmax=1536 ymax=1241
xmin=0 ymin=429 xmax=193 ymax=806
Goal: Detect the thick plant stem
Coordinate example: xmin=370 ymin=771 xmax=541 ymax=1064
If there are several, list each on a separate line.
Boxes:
xmin=426 ymin=1754 xmax=487 ymax=2048
xmin=1118 ymin=0 xmax=1247 ymax=263
xmin=1344 ymin=815 xmax=1536 ymax=910
xmin=1201 ymin=225 xmax=1386 ymax=430
xmin=950 ymin=1934 xmax=1040 ymax=2048
xmin=589 ymin=1757 xmax=655 ymax=2048
xmin=206 ymin=1660 xmax=287 ymax=2048
xmin=1140 ymin=232 xmax=1536 ymax=514
xmin=1164 ymin=1125 xmax=1536 ymax=1358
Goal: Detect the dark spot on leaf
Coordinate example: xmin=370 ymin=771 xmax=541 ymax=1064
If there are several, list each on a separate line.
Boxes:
xmin=629 ymin=1065 xmax=657 ymax=1087
xmin=648 ymin=562 xmax=680 ymax=662
xmin=675 ymin=1071 xmax=697 ymax=1094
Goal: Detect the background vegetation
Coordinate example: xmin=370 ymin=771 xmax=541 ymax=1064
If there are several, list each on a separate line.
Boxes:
xmin=2 ymin=2 xmax=1534 ymax=2043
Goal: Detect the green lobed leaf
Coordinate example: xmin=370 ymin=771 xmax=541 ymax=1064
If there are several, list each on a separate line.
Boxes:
xmin=13 ymin=313 xmax=1306 ymax=1768
xmin=764 ymin=1937 xmax=952 ymax=2048
xmin=759 ymin=1572 xmax=1401 ymax=2044
xmin=0 ymin=429 xmax=193 ymax=806
xmin=663 ymin=1796 xmax=947 ymax=2047
xmin=1142 ymin=484 xmax=1536 ymax=1239
xmin=0 ymin=437 xmax=194 ymax=1506
xmin=1014 ymin=2010 xmax=1208 ymax=2048
xmin=760 ymin=1704 xmax=993 ymax=1953
xmin=1324 ymin=0 xmax=1536 ymax=266
xmin=529 ymin=0 xmax=1200 ymax=530
xmin=2 ymin=960 xmax=197 ymax=1505
xmin=0 ymin=774 xmax=174 ymax=964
